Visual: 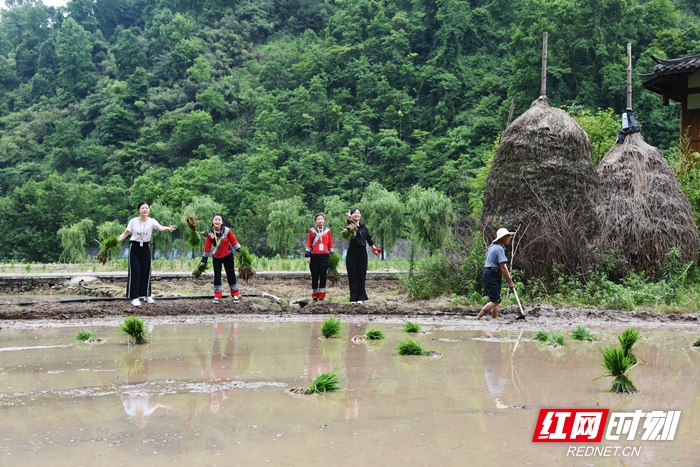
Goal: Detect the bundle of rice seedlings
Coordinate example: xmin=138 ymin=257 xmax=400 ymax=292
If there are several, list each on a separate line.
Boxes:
xmin=694 ymin=337 xmax=700 ymax=347
xmin=396 ymin=338 xmax=426 ymax=355
xmin=480 ymin=97 xmax=601 ymax=280
xmin=192 ymin=261 xmax=209 ymax=279
xmin=186 ymin=215 xmax=201 ymax=250
xmin=118 ymin=316 xmax=149 ymax=345
xmin=321 ymin=315 xmax=341 ymax=338
xmin=307 ymin=370 xmax=341 ymax=394
xmin=96 ymin=235 xmax=119 ymax=264
xmin=341 ymin=223 xmax=357 ymax=241
xmin=236 ymin=246 xmax=256 ymax=281
xmin=548 ymin=332 xmax=565 ymax=346
xmin=326 ymin=252 xmax=341 ymax=286
xmin=598 ymin=346 xmax=637 ymax=393
xmin=76 ymin=329 xmax=97 ymax=341
xmin=403 ymin=321 xmax=421 ymax=333
xmin=597 ymin=132 xmax=699 ymax=279
xmin=616 ymin=327 xmax=640 ymax=364
xmin=571 ymin=325 xmax=596 ymax=341
xmin=533 ymin=329 xmax=550 ymax=341
xmin=364 ymin=328 xmax=385 ymax=340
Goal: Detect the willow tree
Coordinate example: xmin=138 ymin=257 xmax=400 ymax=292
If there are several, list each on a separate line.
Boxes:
xmin=267 ymin=196 xmax=306 ymax=257
xmin=58 ymin=218 xmax=94 ymax=263
xmin=405 ymin=185 xmax=455 ymax=256
xmin=360 ymin=181 xmax=404 ymax=259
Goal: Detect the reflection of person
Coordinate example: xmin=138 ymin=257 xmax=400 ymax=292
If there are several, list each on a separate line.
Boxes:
xmin=344 ymin=208 xmax=381 ymax=304
xmin=304 ymin=322 xmax=331 ymax=386
xmin=477 ymin=228 xmax=515 ymax=319
xmin=305 ymin=213 xmax=334 ymax=301
xmin=118 ymin=201 xmax=176 ymax=307
xmin=121 ymin=394 xmax=172 ymax=427
xmin=200 ymin=214 xmax=242 ymax=304
xmin=197 ymin=323 xmax=237 ymax=413
xmin=481 ymin=331 xmax=515 ymax=408
xmin=344 ymin=323 xmax=379 ymax=419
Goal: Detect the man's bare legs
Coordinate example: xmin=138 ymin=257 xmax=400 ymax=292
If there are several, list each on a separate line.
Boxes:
xmin=477 ymin=301 xmax=500 ymax=319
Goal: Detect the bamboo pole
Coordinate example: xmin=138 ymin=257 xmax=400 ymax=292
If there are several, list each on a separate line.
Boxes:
xmin=627 ymin=43 xmax=632 ymax=109
xmin=541 ymin=31 xmax=548 ymax=97
xmin=506 ymin=97 xmax=515 ymax=128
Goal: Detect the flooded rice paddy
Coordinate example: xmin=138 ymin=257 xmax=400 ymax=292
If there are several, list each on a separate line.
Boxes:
xmin=1 ymin=320 xmax=699 ymax=466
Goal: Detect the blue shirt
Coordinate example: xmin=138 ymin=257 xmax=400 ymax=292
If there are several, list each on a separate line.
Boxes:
xmin=484 ymin=242 xmax=508 ymax=268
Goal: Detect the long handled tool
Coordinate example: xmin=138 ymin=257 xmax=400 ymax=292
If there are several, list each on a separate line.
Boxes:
xmin=512 ymin=286 xmax=526 ymax=319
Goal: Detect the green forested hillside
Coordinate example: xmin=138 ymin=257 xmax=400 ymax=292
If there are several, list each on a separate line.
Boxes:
xmin=0 ymin=0 xmax=698 ymax=261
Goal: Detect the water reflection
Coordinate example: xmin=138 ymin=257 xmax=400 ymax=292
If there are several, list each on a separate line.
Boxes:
xmin=195 ymin=323 xmax=237 ymax=413
xmin=481 ymin=331 xmax=515 ymax=408
xmin=1 ymin=322 xmax=699 ymax=466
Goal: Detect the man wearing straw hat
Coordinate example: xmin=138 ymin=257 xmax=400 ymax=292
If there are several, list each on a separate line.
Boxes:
xmin=477 ymin=228 xmax=516 ymax=319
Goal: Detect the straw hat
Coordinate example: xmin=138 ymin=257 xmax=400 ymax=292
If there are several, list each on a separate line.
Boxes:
xmin=493 ymin=228 xmax=515 ymax=243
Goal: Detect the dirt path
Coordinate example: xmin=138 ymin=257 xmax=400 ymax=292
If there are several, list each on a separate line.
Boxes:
xmin=1 ymin=277 xmax=699 ymax=332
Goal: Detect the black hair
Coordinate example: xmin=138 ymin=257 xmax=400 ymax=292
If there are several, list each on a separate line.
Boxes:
xmin=349 ymin=207 xmax=360 ymax=215
xmin=137 ymin=201 xmax=149 ymax=210
xmin=212 ymin=213 xmax=225 ymax=224
xmin=314 ymin=212 xmax=325 ymax=221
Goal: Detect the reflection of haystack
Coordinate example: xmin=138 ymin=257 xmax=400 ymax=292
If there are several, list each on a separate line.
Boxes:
xmin=597 ymin=132 xmax=699 ymax=279
xmin=481 ymin=97 xmax=601 ymax=279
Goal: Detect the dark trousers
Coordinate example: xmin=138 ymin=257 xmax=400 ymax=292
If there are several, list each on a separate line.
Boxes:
xmin=127 ymin=242 xmax=151 ymax=299
xmin=213 ymin=253 xmax=237 ymax=287
xmin=309 ymin=255 xmax=329 ymax=291
xmin=346 ymin=244 xmax=368 ymax=302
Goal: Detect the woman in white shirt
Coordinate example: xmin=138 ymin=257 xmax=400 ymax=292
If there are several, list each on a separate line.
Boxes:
xmin=117 ymin=202 xmax=176 ymax=306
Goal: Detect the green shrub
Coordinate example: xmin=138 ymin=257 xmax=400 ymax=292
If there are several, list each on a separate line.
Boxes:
xmin=402 ymin=254 xmax=456 ymax=300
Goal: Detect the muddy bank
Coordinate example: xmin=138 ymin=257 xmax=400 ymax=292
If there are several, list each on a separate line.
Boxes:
xmin=1 ymin=277 xmax=698 ymax=331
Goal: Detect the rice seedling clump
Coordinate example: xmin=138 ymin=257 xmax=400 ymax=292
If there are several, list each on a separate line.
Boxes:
xmin=533 ymin=330 xmax=550 ymax=341
xmin=97 ymin=235 xmax=119 ymax=264
xmin=76 ymin=330 xmax=97 ymax=341
xmin=364 ymin=329 xmax=385 ymax=340
xmin=598 ymin=346 xmax=637 ymax=393
xmin=118 ymin=316 xmax=149 ymax=345
xmin=192 ymin=261 xmax=209 ymax=279
xmin=694 ymin=337 xmax=700 ymax=347
xmin=403 ymin=321 xmax=421 ymax=333
xmin=326 ymin=252 xmax=341 ymax=286
xmin=396 ymin=338 xmax=429 ymax=356
xmin=321 ymin=315 xmax=341 ymax=338
xmin=571 ymin=325 xmax=595 ymax=341
xmin=548 ymin=332 xmax=565 ymax=346
xmin=617 ymin=327 xmax=640 ymax=364
xmin=308 ymin=371 xmax=340 ymax=394
xmin=236 ymin=246 xmax=256 ymax=281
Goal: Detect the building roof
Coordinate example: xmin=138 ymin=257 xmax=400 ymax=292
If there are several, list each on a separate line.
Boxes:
xmin=641 ymin=53 xmax=700 ymax=102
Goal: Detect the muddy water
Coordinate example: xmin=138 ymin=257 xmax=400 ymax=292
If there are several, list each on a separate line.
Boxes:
xmin=1 ymin=322 xmax=699 ymax=466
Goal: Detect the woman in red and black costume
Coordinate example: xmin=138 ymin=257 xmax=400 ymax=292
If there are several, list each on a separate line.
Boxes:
xmin=305 ymin=213 xmax=334 ymax=301
xmin=200 ymin=214 xmax=242 ymax=303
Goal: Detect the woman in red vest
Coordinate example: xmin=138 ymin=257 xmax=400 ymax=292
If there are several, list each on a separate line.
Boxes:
xmin=200 ymin=214 xmax=242 ymax=303
xmin=305 ymin=213 xmax=334 ymax=301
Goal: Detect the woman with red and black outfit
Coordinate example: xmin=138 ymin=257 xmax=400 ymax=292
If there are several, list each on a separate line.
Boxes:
xmin=345 ymin=208 xmax=381 ymax=304
xmin=200 ymin=214 xmax=242 ymax=303
xmin=305 ymin=213 xmax=334 ymax=301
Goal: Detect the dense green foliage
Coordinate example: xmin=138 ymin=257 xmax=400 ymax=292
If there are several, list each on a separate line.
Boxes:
xmin=0 ymin=0 xmax=697 ymax=262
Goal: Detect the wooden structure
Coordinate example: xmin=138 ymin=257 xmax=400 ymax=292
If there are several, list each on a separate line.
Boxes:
xmin=641 ymin=53 xmax=700 ymax=153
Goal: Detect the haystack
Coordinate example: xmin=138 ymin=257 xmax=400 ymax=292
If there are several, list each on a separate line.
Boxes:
xmin=597 ymin=131 xmax=699 ymax=279
xmin=481 ymin=97 xmax=601 ymax=279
